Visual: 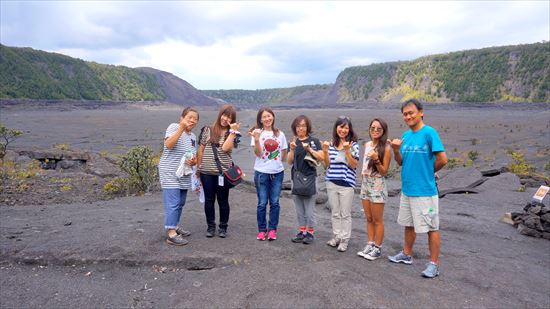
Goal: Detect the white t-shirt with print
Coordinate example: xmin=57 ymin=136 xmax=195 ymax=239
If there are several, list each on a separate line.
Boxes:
xmin=250 ymin=130 xmax=288 ymax=174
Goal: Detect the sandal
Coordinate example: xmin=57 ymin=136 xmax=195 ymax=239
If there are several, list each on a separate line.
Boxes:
xmin=166 ymin=234 xmax=189 ymax=246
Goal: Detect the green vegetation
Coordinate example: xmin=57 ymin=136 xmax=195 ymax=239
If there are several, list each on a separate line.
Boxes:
xmin=0 ymin=123 xmax=23 ymax=159
xmin=202 ymin=84 xmax=332 ymax=105
xmin=0 ymin=44 xmax=165 ymax=101
xmin=336 ymin=42 xmax=550 ymax=103
xmin=104 ymin=145 xmax=159 ymax=196
xmin=507 ymin=151 xmax=536 ymax=175
xmin=468 ymin=150 xmax=479 ymax=162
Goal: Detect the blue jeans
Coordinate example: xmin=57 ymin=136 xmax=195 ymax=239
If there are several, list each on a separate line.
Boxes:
xmin=254 ymin=171 xmax=284 ymax=232
xmin=162 ymin=188 xmax=188 ymax=230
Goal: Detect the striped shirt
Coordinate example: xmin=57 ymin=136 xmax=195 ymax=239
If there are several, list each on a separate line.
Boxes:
xmin=198 ymin=126 xmax=233 ymax=176
xmin=325 ymin=142 xmax=360 ymax=187
xmin=158 ymin=123 xmax=197 ymax=189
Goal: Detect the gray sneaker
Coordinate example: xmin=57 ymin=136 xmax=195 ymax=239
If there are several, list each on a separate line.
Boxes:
xmin=364 ymin=246 xmax=381 ymax=261
xmin=327 ymin=238 xmax=340 ymax=247
xmin=357 ymin=243 xmax=374 ymax=258
xmin=422 ymin=262 xmax=440 ymax=278
xmin=388 ymin=251 xmax=413 ymax=264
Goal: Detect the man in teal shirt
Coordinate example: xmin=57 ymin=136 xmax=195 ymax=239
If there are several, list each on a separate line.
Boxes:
xmin=388 ymin=99 xmax=448 ymax=278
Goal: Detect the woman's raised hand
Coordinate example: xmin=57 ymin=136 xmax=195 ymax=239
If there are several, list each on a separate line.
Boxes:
xmin=321 ymin=141 xmax=330 ymax=152
xmin=230 ymin=122 xmax=241 ymax=131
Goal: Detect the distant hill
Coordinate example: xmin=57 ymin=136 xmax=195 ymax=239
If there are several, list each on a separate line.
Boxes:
xmin=0 ymin=44 xmax=218 ymax=106
xmin=203 ymin=42 xmax=550 ymax=106
xmin=202 ymin=84 xmax=334 ymax=108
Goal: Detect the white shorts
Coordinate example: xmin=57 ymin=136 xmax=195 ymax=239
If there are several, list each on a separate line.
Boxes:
xmin=397 ymin=194 xmax=439 ymax=233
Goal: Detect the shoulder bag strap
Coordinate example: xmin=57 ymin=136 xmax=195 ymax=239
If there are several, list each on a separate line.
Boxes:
xmin=210 ymin=144 xmax=224 ymax=175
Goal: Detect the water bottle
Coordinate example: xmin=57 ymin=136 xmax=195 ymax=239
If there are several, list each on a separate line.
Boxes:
xmin=183 ymin=151 xmax=194 ymax=175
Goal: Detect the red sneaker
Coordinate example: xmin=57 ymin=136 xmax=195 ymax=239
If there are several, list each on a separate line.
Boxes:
xmin=257 ymin=231 xmax=267 ymax=241
xmin=267 ymin=230 xmax=277 ymax=241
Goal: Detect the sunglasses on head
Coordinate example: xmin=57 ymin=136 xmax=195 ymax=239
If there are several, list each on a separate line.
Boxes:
xmin=338 ymin=115 xmax=351 ymax=121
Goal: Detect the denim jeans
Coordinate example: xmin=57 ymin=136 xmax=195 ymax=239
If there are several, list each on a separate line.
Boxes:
xmin=162 ymin=188 xmax=188 ymax=230
xmin=200 ymin=174 xmax=230 ymax=230
xmin=254 ymin=171 xmax=284 ymax=232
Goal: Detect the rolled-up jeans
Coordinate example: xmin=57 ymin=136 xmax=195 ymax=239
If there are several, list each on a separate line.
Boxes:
xmin=254 ymin=170 xmax=284 ymax=232
xmin=162 ymin=188 xmax=188 ymax=230
xmin=326 ymin=181 xmax=354 ymax=241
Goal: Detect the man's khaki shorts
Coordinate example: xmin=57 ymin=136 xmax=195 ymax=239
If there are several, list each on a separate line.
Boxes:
xmin=397 ymin=194 xmax=439 ymax=233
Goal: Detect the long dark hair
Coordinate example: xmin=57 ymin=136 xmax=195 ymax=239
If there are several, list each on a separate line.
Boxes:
xmin=368 ymin=118 xmax=388 ymax=173
xmin=209 ymin=104 xmax=237 ymax=144
xmin=332 ymin=116 xmax=357 ymax=147
xmin=252 ymin=107 xmax=280 ymax=137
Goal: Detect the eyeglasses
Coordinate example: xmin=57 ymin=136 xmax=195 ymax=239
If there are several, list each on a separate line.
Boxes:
xmin=370 ymin=127 xmax=383 ymax=133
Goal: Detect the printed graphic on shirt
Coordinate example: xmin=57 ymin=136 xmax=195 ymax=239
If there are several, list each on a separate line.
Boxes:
xmin=262 ymin=137 xmax=280 ymax=160
xmin=402 ymin=143 xmax=430 ymax=154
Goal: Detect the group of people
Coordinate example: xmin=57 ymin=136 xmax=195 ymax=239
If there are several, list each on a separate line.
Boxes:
xmin=158 ymin=99 xmax=448 ymax=278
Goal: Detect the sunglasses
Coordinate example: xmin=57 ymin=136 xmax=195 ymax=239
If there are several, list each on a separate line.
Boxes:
xmin=370 ymin=127 xmax=383 ymax=133
xmin=338 ymin=115 xmax=351 ymax=121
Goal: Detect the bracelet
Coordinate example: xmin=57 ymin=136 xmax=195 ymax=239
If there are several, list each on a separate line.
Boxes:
xmin=229 ymin=129 xmax=240 ymax=135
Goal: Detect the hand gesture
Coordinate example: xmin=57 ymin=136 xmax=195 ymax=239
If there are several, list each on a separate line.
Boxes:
xmin=367 ymin=149 xmax=378 ymax=161
xmin=179 ymin=117 xmax=187 ymax=131
xmin=322 ymin=141 xmax=330 ymax=152
xmin=252 ymin=128 xmax=262 ymax=140
xmin=302 ymin=142 xmax=310 ymax=152
xmin=230 ymin=122 xmax=241 ymax=131
xmin=390 ymin=138 xmax=403 ymax=151
xmin=289 ymin=137 xmax=297 ymax=151
xmin=343 ymin=141 xmax=351 ymax=152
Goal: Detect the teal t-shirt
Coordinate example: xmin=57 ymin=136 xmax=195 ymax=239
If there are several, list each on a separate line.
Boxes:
xmin=400 ymin=125 xmax=445 ymax=196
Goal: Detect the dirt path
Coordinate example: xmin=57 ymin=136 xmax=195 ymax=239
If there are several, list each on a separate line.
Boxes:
xmin=1 ymin=180 xmax=549 ymax=308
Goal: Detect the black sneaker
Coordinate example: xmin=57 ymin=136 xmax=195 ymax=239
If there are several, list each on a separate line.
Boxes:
xmin=302 ymin=232 xmax=314 ymax=245
xmin=291 ymin=232 xmax=306 ymax=243
xmin=218 ymin=228 xmax=227 ymax=238
xmin=206 ymin=227 xmax=216 ymax=238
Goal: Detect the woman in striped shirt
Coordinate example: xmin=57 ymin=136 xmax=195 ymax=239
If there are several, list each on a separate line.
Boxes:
xmin=159 ymin=107 xmax=199 ymax=246
xmin=322 ymin=116 xmax=359 ymax=252
xmin=197 ymin=104 xmax=240 ymax=238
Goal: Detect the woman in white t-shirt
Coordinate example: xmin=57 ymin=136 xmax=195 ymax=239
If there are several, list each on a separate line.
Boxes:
xmin=249 ymin=107 xmax=288 ymax=241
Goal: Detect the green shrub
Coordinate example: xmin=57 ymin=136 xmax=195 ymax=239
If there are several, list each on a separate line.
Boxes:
xmin=103 ymin=177 xmax=130 ymax=195
xmin=446 ymin=157 xmax=463 ymax=169
xmin=0 ymin=124 xmax=23 ymax=159
xmin=507 ymin=152 xmax=535 ymax=175
xmin=467 ymin=150 xmax=479 ymax=162
xmin=118 ymin=145 xmax=158 ymax=194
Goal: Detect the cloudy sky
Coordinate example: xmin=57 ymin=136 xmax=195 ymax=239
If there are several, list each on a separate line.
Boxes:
xmin=1 ymin=1 xmax=548 ymax=90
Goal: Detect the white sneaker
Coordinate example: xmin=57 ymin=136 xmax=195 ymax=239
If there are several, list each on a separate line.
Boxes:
xmin=364 ymin=246 xmax=381 ymax=261
xmin=357 ymin=243 xmax=374 ymax=257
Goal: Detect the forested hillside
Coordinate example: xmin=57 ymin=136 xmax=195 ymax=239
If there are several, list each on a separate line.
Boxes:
xmin=204 ymin=42 xmax=550 ymax=105
xmin=336 ymin=42 xmax=549 ymax=103
xmin=0 ymin=45 xmax=218 ymax=106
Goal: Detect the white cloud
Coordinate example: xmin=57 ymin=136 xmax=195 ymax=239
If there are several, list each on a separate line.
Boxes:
xmin=1 ymin=1 xmax=548 ymax=89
